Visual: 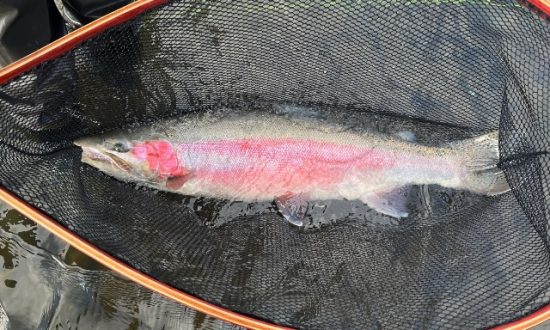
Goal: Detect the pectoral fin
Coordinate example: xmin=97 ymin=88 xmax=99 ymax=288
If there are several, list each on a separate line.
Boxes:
xmin=362 ymin=187 xmax=410 ymax=218
xmin=166 ymin=173 xmax=192 ymax=190
xmin=275 ymin=192 xmax=308 ymax=226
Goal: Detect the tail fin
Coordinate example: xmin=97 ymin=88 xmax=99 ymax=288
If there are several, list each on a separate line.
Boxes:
xmin=449 ymin=132 xmax=510 ymax=196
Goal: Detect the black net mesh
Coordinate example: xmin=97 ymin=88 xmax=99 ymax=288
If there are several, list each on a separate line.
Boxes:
xmin=0 ymin=0 xmax=549 ymax=328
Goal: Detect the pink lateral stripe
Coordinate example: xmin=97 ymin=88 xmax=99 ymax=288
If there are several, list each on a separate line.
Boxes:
xmin=132 ymin=138 xmax=395 ymax=193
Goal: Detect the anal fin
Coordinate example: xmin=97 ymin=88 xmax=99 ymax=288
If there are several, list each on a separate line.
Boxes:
xmin=275 ymin=192 xmax=308 ymax=226
xmin=361 ymin=187 xmax=410 ymax=218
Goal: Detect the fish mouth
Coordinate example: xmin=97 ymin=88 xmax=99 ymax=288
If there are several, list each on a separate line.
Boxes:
xmin=80 ymin=146 xmax=111 ymax=163
xmin=78 ymin=144 xmax=132 ymax=173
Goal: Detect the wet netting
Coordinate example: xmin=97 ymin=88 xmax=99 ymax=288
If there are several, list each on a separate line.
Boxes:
xmin=0 ymin=0 xmax=549 ymax=328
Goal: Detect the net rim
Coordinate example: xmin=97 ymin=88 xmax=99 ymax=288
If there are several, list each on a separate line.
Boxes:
xmin=493 ymin=304 xmax=550 ymax=330
xmin=0 ymin=0 xmax=167 ymax=85
xmin=0 ymin=0 xmax=549 ymax=328
xmin=526 ymin=0 xmax=550 ymax=17
xmin=3 ymin=186 xmax=545 ymax=329
xmin=0 ymin=186 xmax=290 ymax=330
xmin=0 ymin=0 xmax=548 ymax=86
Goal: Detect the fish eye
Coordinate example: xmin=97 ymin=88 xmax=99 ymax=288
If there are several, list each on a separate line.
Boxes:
xmin=112 ymin=141 xmax=130 ymax=153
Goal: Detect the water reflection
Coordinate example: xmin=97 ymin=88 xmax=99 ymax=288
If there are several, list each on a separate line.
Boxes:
xmin=0 ymin=202 xmax=240 ymax=330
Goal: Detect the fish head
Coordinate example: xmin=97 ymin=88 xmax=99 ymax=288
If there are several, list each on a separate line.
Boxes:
xmin=74 ymin=135 xmax=159 ymax=184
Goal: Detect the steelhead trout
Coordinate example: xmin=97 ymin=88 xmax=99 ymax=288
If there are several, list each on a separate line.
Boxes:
xmin=74 ymin=112 xmax=509 ymax=226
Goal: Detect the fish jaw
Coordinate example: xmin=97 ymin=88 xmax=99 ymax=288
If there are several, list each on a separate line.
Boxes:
xmin=74 ymin=137 xmax=116 ymax=168
xmin=77 ymin=143 xmax=114 ymax=169
xmin=75 ymin=137 xmax=155 ymax=184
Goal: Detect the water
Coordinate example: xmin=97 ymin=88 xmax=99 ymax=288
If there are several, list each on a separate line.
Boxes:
xmin=2 ymin=204 xmax=549 ymax=329
xmin=0 ymin=202 xmax=241 ymax=330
